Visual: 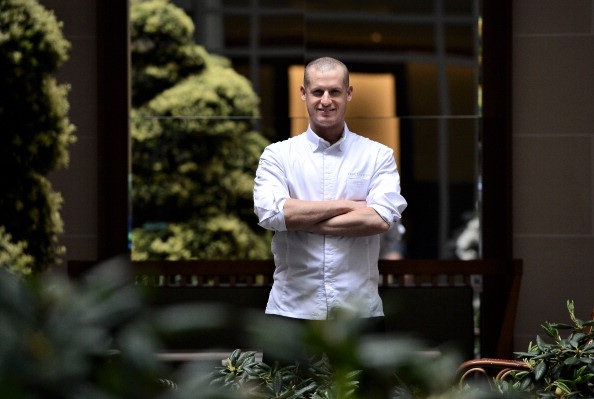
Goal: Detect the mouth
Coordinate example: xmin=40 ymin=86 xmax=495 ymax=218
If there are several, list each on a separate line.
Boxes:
xmin=317 ymin=108 xmax=335 ymax=115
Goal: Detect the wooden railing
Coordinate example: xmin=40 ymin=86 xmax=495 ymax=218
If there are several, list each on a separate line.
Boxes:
xmin=68 ymin=258 xmax=522 ymax=359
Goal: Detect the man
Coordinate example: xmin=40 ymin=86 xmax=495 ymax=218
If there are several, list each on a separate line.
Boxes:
xmin=253 ymin=57 xmax=406 ymax=325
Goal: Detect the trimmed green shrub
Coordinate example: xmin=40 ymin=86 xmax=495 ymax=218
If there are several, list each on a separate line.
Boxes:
xmin=0 ymin=0 xmax=76 ymax=272
xmin=0 ymin=227 xmax=34 ymax=278
xmin=132 ymin=215 xmax=271 ymax=261
xmin=130 ymin=0 xmax=271 ymax=260
xmin=130 ymin=0 xmax=206 ymax=107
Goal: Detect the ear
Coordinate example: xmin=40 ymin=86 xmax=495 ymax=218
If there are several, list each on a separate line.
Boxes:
xmin=346 ymin=85 xmax=353 ymax=102
xmin=300 ymin=85 xmax=306 ymax=101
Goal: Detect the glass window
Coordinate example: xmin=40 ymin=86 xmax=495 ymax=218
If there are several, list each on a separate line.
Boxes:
xmin=131 ymin=0 xmax=481 ymax=260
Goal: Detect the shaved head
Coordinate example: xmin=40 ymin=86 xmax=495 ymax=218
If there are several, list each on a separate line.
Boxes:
xmin=303 ymin=57 xmax=349 ymax=88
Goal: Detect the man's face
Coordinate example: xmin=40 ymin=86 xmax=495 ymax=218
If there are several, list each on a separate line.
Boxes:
xmin=300 ymin=67 xmax=353 ymax=139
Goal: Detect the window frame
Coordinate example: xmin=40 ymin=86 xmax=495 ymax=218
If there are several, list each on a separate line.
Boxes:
xmin=94 ymin=0 xmax=513 ymax=358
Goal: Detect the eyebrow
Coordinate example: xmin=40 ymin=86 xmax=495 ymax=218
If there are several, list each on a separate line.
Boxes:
xmin=309 ymin=86 xmax=343 ymax=92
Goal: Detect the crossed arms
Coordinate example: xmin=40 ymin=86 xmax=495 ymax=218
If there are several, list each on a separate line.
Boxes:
xmin=283 ymin=198 xmax=389 ymax=237
xmin=254 ymin=141 xmax=403 ymax=237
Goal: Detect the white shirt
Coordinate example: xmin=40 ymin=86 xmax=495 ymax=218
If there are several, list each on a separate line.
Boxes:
xmin=253 ymin=125 xmax=407 ymax=319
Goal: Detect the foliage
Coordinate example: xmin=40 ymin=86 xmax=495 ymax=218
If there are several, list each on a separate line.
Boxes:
xmin=130 ymin=0 xmax=206 ymax=107
xmin=2 ymin=256 xmax=591 ymax=399
xmin=201 ymin=310 xmax=464 ymax=399
xmin=0 ymin=259 xmax=466 ymax=399
xmin=509 ymin=300 xmax=594 ymax=398
xmin=130 ymin=0 xmax=271 ymax=261
xmin=0 ymin=0 xmax=76 ymax=272
xmin=0 ymin=263 xmax=171 ymax=398
xmin=132 ymin=216 xmax=271 ymax=261
xmin=209 ymin=350 xmax=359 ymax=399
xmin=0 ymin=227 xmax=34 ymax=278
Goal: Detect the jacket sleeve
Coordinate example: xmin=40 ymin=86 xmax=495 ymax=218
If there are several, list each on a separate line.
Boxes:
xmin=366 ymin=147 xmax=407 ymax=229
xmin=253 ymin=145 xmax=289 ymax=232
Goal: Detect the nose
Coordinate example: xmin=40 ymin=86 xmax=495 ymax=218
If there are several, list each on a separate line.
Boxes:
xmin=320 ymin=91 xmax=332 ymax=106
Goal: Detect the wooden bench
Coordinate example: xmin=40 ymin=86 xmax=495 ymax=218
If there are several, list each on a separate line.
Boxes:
xmin=68 ymin=258 xmax=522 ymax=361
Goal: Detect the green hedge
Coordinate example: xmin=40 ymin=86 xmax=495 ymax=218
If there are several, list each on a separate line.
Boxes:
xmin=0 ymin=0 xmax=76 ymax=273
xmin=130 ymin=0 xmax=271 ymax=260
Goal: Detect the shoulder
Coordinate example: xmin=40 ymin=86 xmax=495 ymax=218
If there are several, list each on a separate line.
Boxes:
xmin=347 ymin=131 xmax=394 ymax=155
xmin=262 ymin=133 xmax=306 ymax=156
xmin=270 ymin=132 xmax=306 ymax=148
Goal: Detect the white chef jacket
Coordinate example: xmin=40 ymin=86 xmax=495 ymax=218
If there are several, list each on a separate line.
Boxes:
xmin=253 ymin=125 xmax=407 ymax=319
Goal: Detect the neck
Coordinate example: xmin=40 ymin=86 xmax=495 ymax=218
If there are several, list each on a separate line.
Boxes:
xmin=312 ymin=124 xmax=345 ymax=144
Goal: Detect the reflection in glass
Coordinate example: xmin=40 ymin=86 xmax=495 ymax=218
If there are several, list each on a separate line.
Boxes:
xmin=131 ymin=0 xmax=481 ymax=260
xmin=130 ymin=1 xmax=272 ymax=260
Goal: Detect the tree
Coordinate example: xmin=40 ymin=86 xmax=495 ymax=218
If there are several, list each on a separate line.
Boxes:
xmin=130 ymin=0 xmax=271 ymax=260
xmin=0 ymin=0 xmax=76 ymax=273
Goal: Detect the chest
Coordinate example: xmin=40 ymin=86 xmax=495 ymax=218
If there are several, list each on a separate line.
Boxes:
xmin=284 ymin=147 xmax=375 ymax=200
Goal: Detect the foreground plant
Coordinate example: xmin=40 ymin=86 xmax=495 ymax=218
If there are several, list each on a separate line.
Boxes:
xmin=209 ymin=349 xmax=359 ymax=399
xmin=511 ymin=300 xmax=594 ymax=398
xmin=202 ymin=310 xmax=465 ymax=399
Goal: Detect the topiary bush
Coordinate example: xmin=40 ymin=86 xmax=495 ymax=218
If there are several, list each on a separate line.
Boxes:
xmin=130 ymin=0 xmax=271 ymax=261
xmin=0 ymin=227 xmax=34 ymax=279
xmin=132 ymin=216 xmax=272 ymax=261
xmin=130 ymin=0 xmax=206 ymax=107
xmin=0 ymin=0 xmax=76 ymax=273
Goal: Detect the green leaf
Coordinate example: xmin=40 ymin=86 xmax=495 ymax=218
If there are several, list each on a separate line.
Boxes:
xmin=237 ymin=350 xmax=257 ymax=366
xmin=514 ymin=351 xmax=536 ymax=358
xmin=570 ymin=333 xmax=586 ymax=346
xmin=548 ymin=322 xmax=573 ymax=330
xmin=563 ymin=357 xmax=581 ymax=366
xmin=273 ymin=371 xmax=283 ymax=395
xmin=567 ymin=300 xmax=575 ymax=316
xmin=542 ymin=323 xmax=559 ymax=339
xmin=534 ymin=361 xmax=547 ymax=381
xmin=536 ymin=335 xmax=548 ymax=350
xmin=345 ymin=370 xmax=362 ymax=380
xmin=229 ymin=348 xmax=241 ymax=363
xmin=567 ymin=300 xmax=584 ymax=329
xmin=520 ymin=375 xmax=533 ymax=390
xmin=290 ymin=382 xmax=317 ymax=398
xmin=553 ymin=380 xmax=572 ymax=394
xmin=582 ymin=341 xmax=594 ymax=352
xmin=532 ymin=352 xmax=556 ymax=360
